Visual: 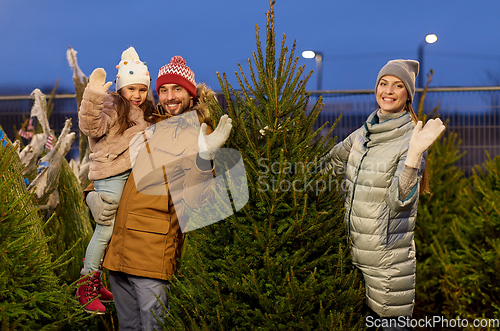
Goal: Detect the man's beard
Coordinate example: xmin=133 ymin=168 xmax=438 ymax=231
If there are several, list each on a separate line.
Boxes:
xmin=159 ymin=100 xmax=190 ymax=115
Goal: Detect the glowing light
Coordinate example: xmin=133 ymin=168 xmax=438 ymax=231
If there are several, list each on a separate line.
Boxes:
xmin=425 ymin=34 xmax=438 ymax=44
xmin=302 ymin=51 xmax=316 ymax=59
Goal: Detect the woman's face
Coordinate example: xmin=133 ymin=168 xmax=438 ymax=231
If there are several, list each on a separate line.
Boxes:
xmin=376 ymin=75 xmax=408 ymax=114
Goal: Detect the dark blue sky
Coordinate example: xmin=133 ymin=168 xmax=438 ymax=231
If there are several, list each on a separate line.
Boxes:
xmin=2 ymin=0 xmax=500 ymax=94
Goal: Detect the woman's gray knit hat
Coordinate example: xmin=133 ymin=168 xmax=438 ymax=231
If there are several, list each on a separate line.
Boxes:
xmin=375 ymin=59 xmax=420 ymax=103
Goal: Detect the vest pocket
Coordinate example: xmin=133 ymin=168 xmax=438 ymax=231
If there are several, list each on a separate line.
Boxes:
xmin=126 ymin=212 xmax=170 ymax=234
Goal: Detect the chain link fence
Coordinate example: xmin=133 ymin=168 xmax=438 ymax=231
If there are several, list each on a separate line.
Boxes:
xmin=1 ymin=87 xmax=499 ymax=175
xmin=0 ymin=94 xmax=80 ymax=159
xmin=311 ymin=87 xmax=500 ymax=175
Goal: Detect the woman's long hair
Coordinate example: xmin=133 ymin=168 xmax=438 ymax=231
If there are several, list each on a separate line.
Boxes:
xmin=112 ymin=90 xmax=156 ymax=135
xmin=406 ymin=100 xmax=430 ymax=194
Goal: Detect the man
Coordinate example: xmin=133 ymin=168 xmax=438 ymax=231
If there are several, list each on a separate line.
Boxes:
xmin=86 ymin=55 xmax=232 ymax=330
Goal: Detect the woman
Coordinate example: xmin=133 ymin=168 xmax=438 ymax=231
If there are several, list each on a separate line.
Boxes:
xmin=323 ymin=59 xmax=445 ymax=328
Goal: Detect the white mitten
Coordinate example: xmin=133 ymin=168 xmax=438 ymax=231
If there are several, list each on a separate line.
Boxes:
xmin=405 ymin=118 xmax=446 ymax=168
xmin=88 ymin=68 xmax=112 ymax=93
xmin=86 ymin=191 xmax=119 ymax=226
xmin=198 ymin=115 xmax=233 ymax=160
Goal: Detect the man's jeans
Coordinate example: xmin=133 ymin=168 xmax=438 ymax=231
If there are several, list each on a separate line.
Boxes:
xmin=109 ymin=271 xmax=170 ymax=331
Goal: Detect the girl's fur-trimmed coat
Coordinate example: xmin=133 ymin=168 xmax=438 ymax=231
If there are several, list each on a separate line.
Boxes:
xmin=79 ymin=87 xmax=148 ymax=181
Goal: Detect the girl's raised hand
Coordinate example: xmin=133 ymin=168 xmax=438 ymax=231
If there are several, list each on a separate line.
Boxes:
xmin=88 ymin=68 xmax=113 ymax=93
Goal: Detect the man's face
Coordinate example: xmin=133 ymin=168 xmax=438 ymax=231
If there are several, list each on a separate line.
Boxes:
xmin=158 ymin=84 xmax=193 ymax=115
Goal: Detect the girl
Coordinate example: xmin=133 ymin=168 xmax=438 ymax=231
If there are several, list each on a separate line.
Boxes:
xmin=323 ymin=59 xmax=445 ymax=330
xmin=76 ymin=47 xmax=155 ymax=314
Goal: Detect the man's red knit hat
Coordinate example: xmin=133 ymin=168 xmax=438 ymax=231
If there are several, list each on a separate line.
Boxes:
xmin=156 ymin=56 xmax=196 ymax=98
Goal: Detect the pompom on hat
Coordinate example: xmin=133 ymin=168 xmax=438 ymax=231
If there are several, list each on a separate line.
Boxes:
xmin=115 ymin=47 xmax=150 ymax=91
xmin=375 ymin=59 xmax=419 ymax=103
xmin=156 ymin=56 xmax=196 ymax=98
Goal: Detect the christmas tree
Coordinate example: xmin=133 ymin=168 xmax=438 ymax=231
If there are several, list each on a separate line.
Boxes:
xmin=413 ymin=131 xmax=466 ymax=321
xmin=0 ymin=129 xmax=87 ymax=330
xmin=160 ymin=1 xmax=366 ymax=330
xmin=412 ymin=73 xmax=500 ymax=323
xmin=437 ymin=153 xmax=500 ymax=321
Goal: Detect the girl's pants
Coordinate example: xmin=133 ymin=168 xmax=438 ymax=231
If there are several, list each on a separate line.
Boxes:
xmin=82 ymin=170 xmax=130 ymax=274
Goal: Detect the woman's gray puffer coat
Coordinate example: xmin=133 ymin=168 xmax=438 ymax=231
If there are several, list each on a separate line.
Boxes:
xmin=324 ymin=109 xmax=425 ymax=317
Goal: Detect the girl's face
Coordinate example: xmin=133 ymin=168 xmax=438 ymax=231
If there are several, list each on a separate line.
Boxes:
xmin=376 ymin=75 xmax=408 ymax=114
xmin=120 ymin=84 xmax=148 ymax=107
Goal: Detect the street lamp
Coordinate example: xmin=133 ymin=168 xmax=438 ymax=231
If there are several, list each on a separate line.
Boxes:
xmin=417 ymin=34 xmax=438 ymax=88
xmin=302 ymin=50 xmax=323 ymax=91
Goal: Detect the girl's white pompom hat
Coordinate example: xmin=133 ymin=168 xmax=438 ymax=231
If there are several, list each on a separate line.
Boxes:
xmin=115 ymin=47 xmax=150 ymax=91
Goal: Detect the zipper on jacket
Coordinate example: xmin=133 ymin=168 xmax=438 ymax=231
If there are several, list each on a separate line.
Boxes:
xmin=346 ymin=148 xmax=368 ymax=241
xmin=387 ymin=209 xmax=390 ymax=248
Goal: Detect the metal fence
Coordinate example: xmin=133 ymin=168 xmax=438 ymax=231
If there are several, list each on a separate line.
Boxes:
xmin=1 ymin=87 xmax=499 ymax=175
xmin=310 ymin=87 xmax=500 ymax=175
xmin=0 ymin=94 xmax=80 ymax=160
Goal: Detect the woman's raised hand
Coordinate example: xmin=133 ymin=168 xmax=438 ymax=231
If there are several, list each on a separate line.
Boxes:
xmin=405 ymin=118 xmax=446 ymax=169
